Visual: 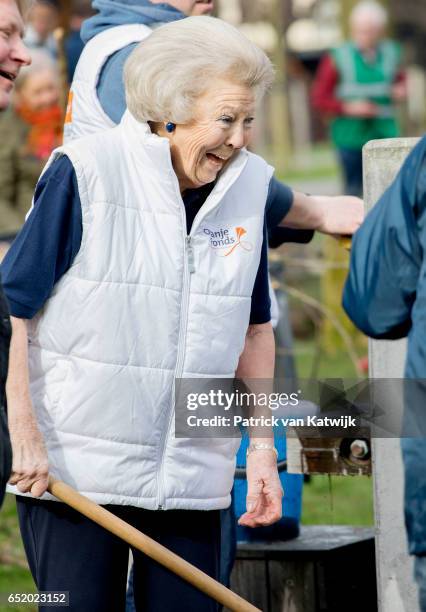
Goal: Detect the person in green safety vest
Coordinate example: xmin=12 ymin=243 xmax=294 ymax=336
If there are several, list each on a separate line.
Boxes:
xmin=312 ymin=0 xmax=406 ymax=196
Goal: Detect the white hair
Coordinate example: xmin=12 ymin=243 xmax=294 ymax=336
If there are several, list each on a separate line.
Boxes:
xmin=124 ymin=16 xmax=275 ymax=124
xmin=15 ymin=48 xmax=58 ymax=90
xmin=350 ymin=1 xmax=388 ymax=28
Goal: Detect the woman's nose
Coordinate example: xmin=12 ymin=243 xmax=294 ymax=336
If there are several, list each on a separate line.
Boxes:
xmin=226 ymin=125 xmax=245 ymax=150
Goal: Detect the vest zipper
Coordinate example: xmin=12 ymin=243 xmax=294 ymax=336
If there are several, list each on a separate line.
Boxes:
xmin=186 ymin=236 xmax=195 ymax=273
xmin=156 ymin=158 xmax=196 ymax=509
xmin=156 ymin=233 xmax=194 ymax=509
xmin=155 ymin=146 xmax=248 ymax=509
xmin=156 ymin=233 xmax=193 ymax=509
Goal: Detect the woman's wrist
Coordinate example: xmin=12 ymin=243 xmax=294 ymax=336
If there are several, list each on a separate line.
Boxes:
xmin=246 ymin=442 xmax=278 ymax=458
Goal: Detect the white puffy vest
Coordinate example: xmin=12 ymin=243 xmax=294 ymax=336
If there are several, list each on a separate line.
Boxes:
xmin=63 ymin=24 xmax=152 ymax=143
xmin=10 ymin=111 xmax=273 ymax=509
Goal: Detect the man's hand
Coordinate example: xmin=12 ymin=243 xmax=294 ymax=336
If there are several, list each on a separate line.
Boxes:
xmin=8 ymin=416 xmax=49 ymax=497
xmin=238 ymin=449 xmax=283 ymax=528
xmin=342 ymin=100 xmax=378 ymax=117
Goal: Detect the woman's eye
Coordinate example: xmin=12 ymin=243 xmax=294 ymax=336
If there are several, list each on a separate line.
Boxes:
xmin=219 ymin=116 xmax=234 ymax=124
xmin=244 ymin=117 xmax=255 ymax=126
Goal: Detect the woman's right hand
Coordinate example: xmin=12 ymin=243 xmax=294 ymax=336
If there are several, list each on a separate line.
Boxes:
xmin=8 ymin=417 xmax=49 ymax=497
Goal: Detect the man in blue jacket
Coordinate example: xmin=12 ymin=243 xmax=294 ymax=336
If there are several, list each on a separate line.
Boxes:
xmin=343 ymin=135 xmax=426 ymax=610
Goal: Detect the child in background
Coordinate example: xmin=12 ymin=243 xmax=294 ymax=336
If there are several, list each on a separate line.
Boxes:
xmin=24 ymin=0 xmax=58 ymax=58
xmin=0 ymin=50 xmax=62 ymax=241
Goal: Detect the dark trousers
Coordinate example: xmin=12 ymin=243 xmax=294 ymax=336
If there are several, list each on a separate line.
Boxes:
xmin=16 ymin=496 xmax=221 ymax=612
xmin=337 ymin=147 xmax=363 ymax=197
xmin=127 ymin=499 xmax=236 ymax=612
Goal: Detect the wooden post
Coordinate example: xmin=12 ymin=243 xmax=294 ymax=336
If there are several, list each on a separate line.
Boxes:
xmin=364 ymin=138 xmax=419 ymax=612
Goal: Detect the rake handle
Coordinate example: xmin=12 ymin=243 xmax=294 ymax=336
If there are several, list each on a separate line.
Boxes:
xmin=48 ymin=477 xmax=261 ymax=612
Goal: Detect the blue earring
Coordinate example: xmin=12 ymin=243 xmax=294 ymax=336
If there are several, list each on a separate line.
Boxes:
xmin=165 ymin=122 xmax=176 ymax=133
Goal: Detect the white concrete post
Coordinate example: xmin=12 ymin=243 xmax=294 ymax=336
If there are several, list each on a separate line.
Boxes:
xmin=364 ymin=138 xmax=420 ymax=612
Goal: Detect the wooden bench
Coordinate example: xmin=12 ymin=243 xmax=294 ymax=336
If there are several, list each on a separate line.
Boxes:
xmin=229 ymin=525 xmax=376 ymax=612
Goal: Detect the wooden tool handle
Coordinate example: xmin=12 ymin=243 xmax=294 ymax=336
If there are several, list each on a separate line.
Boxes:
xmin=337 ymin=236 xmax=352 ymax=251
xmin=48 ymin=477 xmax=261 ymax=612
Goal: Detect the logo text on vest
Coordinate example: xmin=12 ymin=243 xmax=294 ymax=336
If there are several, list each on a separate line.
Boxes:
xmin=203 ymin=226 xmax=253 ymax=257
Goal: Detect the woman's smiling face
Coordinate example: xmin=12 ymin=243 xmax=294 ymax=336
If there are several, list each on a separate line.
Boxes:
xmin=164 ymin=78 xmax=256 ymax=192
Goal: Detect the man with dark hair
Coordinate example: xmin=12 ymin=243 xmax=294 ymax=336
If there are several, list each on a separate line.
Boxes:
xmin=0 ymin=0 xmax=31 ymax=507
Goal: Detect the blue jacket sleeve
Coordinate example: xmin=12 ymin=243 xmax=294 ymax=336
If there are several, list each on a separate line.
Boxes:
xmin=0 ymin=156 xmax=83 ymax=319
xmin=343 ymin=137 xmax=426 ymax=339
xmin=97 ymin=44 xmax=138 ymax=123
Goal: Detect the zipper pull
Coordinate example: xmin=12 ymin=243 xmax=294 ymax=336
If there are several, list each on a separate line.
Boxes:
xmin=186 ymin=236 xmax=195 ymax=273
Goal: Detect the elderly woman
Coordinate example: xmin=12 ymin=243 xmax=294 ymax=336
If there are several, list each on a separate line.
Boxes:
xmin=2 ymin=17 xmax=359 ymax=612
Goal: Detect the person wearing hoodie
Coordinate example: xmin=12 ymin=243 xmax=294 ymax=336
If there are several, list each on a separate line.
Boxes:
xmin=64 ymin=0 xmax=211 ymax=140
xmin=0 ymin=0 xmax=31 ymax=509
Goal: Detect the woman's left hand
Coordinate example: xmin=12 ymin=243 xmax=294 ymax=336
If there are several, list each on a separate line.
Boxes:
xmin=316 ymin=195 xmax=364 ymax=236
xmin=280 ymin=192 xmax=364 ymax=236
xmin=238 ymin=449 xmax=283 ymax=528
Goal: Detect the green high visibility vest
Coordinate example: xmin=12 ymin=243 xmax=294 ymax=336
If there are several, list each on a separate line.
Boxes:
xmin=330 ymin=40 xmax=401 ymax=150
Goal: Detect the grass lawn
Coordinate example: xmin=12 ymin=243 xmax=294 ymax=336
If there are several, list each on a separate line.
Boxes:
xmin=302 ymin=475 xmax=374 ymax=526
xmin=0 ymin=495 xmax=36 ymax=612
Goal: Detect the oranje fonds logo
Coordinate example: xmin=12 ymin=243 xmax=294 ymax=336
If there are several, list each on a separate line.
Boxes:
xmin=203 ymin=226 xmax=253 ymax=257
